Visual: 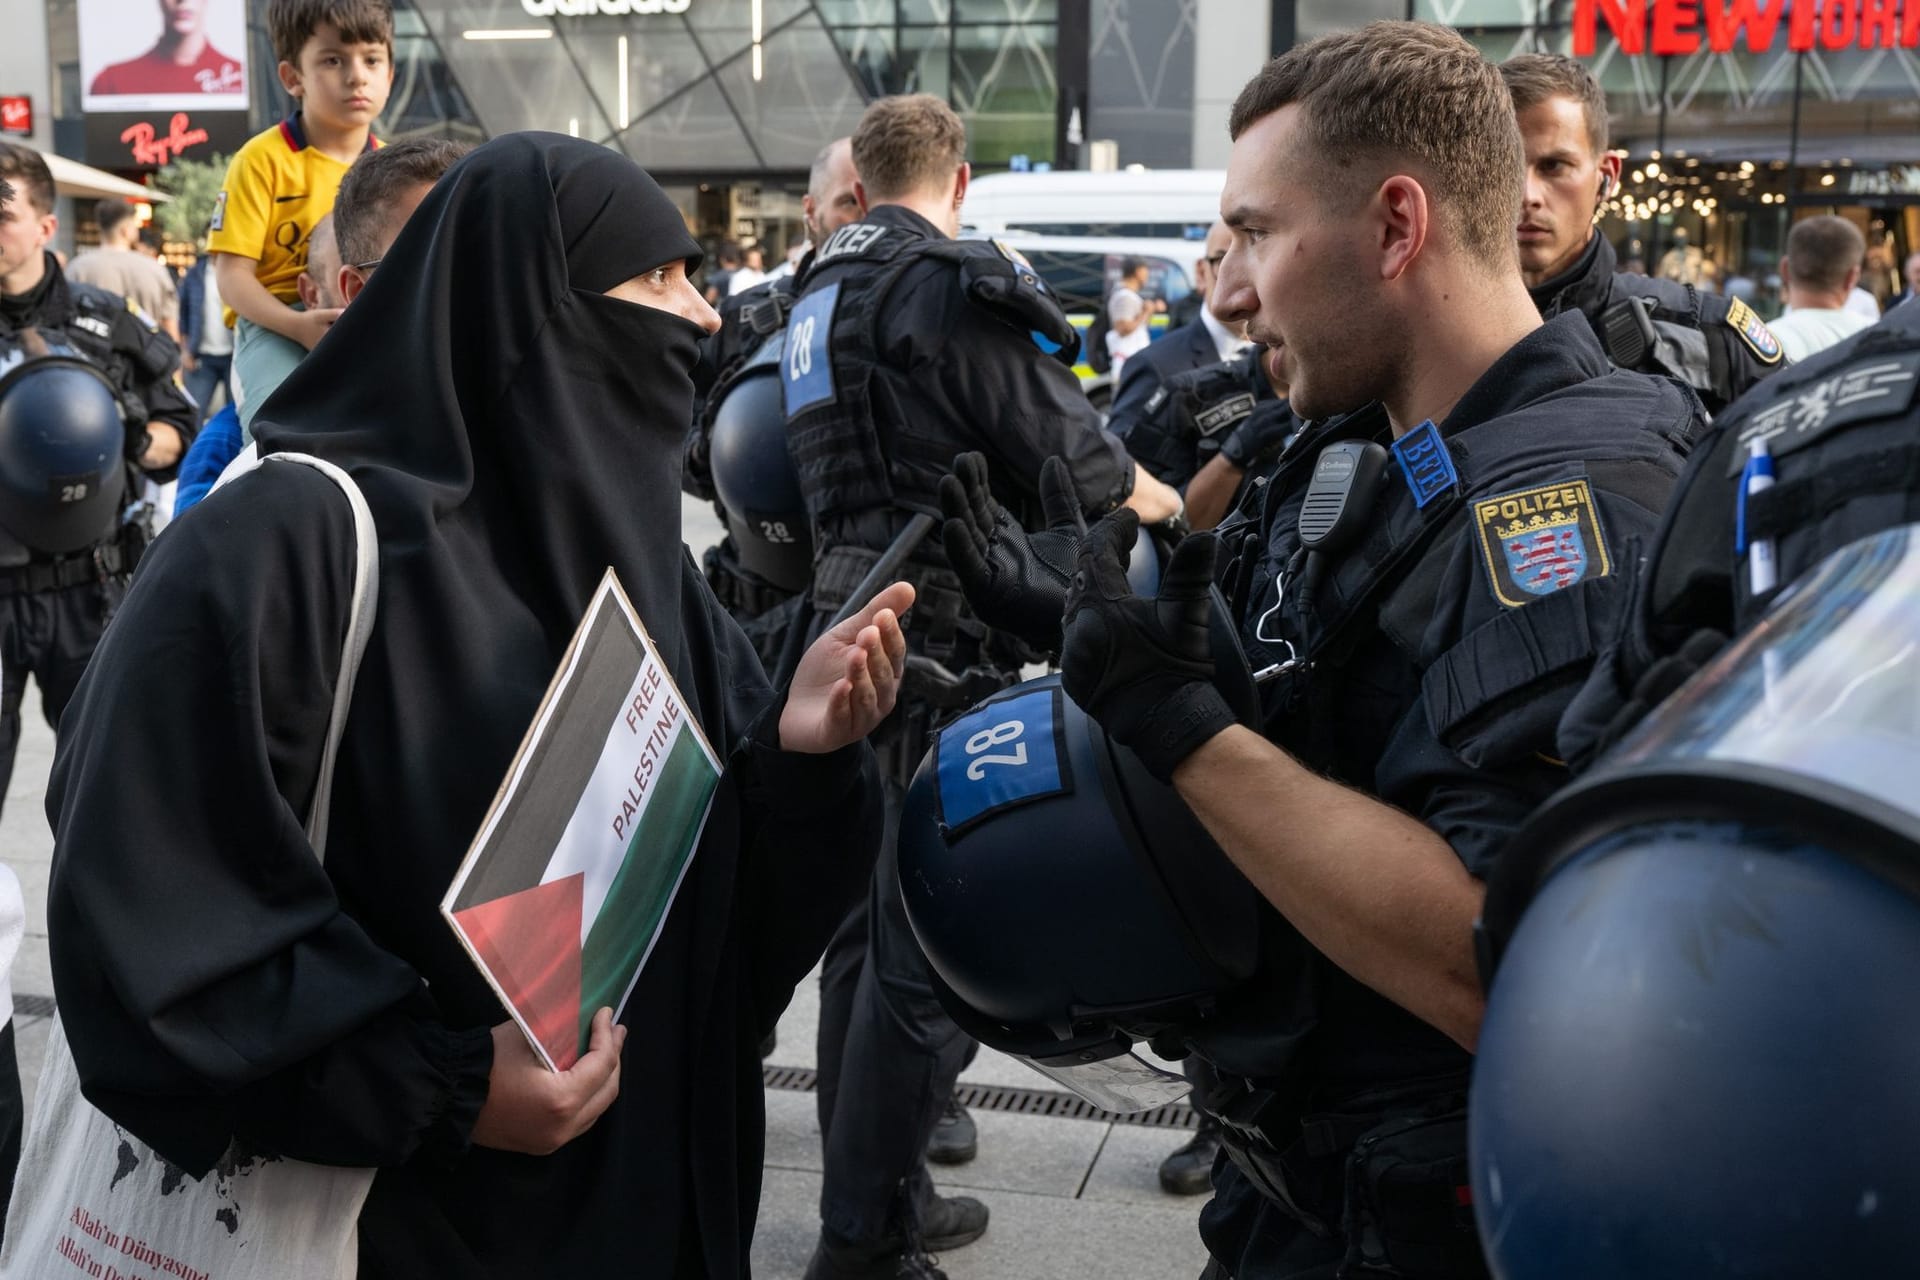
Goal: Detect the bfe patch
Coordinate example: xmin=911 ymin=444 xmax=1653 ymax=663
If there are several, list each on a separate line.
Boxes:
xmin=1473 ymin=478 xmax=1611 ymax=608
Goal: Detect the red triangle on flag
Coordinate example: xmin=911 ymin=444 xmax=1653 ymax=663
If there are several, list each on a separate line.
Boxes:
xmin=453 ymin=873 xmax=586 ymax=1069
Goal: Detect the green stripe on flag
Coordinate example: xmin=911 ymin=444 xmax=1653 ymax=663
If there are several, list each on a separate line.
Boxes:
xmin=577 ymin=730 xmax=719 ymax=1049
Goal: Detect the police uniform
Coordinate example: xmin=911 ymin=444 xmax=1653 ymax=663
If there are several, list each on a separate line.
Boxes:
xmin=0 ymin=253 xmax=194 ymax=813
xmin=782 ymin=204 xmax=1134 ymax=1267
xmin=683 ymin=270 xmax=805 ymax=667
xmin=1531 ymin=230 xmax=1784 ymax=415
xmin=1558 ymin=294 xmax=1920 ymax=767
xmin=1191 ymin=312 xmax=1698 ymax=1278
xmin=1126 ymin=348 xmax=1298 ymax=490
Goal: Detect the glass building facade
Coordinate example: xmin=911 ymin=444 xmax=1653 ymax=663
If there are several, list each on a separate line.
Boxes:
xmin=1419 ymin=0 xmax=1920 ymax=311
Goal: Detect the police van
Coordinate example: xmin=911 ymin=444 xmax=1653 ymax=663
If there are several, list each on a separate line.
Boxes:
xmin=961 ymin=169 xmax=1225 ymax=249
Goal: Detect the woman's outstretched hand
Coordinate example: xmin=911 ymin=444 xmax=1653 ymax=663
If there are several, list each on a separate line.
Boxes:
xmin=779 ymin=582 xmax=914 ymax=754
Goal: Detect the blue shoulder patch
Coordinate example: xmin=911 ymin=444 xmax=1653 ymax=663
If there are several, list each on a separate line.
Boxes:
xmin=1391 ymin=419 xmax=1458 ymax=508
xmin=781 ymin=282 xmax=839 ymax=418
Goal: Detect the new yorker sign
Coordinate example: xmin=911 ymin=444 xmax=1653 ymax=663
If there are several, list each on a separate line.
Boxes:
xmin=1576 ymin=0 xmax=1920 ymax=55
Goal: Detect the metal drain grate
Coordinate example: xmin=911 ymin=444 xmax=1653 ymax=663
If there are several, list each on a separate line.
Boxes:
xmin=764 ymin=1064 xmax=1199 ymax=1131
xmin=8 ymin=995 xmax=1196 ymax=1129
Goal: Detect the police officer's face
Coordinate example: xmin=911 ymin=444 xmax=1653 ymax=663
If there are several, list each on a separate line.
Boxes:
xmin=605 ymin=259 xmax=722 ymax=334
xmin=805 ymin=145 xmax=861 ymax=244
xmin=1214 ymin=106 xmax=1380 ymax=423
xmin=0 ymin=191 xmax=56 ymax=296
xmin=1514 ymin=96 xmax=1616 ymax=288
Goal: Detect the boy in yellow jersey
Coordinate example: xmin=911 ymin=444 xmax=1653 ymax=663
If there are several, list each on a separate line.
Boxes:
xmin=210 ymin=0 xmax=392 ymax=439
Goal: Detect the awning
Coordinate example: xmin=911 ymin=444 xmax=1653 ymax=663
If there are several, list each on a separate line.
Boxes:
xmin=39 ymin=151 xmax=169 ymax=203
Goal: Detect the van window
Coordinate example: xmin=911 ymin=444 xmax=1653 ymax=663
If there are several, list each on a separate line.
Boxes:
xmin=1022 ymin=251 xmax=1192 ymax=316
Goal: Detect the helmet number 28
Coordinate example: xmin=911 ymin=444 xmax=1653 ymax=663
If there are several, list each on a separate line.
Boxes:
xmin=964 ymin=720 xmax=1027 ymax=781
xmin=789 ymin=316 xmax=815 ymax=380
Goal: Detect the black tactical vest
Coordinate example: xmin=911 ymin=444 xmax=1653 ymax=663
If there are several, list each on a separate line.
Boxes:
xmin=780 ymin=220 xmax=1079 ymax=526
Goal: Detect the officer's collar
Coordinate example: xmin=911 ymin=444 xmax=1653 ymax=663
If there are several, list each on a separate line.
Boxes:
xmin=0 ymin=253 xmax=67 ymax=332
xmin=860 ymin=203 xmax=944 ymax=240
xmin=1527 ymin=229 xmax=1613 ymax=321
xmin=1435 ymin=310 xmax=1611 ymax=439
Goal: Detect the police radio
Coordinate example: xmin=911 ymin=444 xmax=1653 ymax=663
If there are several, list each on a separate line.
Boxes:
xmin=1296 ymin=439 xmax=1389 ymax=605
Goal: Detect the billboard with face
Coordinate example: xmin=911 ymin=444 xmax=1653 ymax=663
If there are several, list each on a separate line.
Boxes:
xmin=80 ymin=0 xmax=249 ymax=113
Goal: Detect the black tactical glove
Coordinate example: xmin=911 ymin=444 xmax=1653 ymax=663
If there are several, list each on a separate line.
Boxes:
xmin=1218 ymin=399 xmax=1295 ymax=470
xmin=1599 ymin=627 xmax=1730 ymax=755
xmin=1060 ymin=510 xmax=1237 ymax=782
xmin=939 ymin=451 xmax=1089 ymax=652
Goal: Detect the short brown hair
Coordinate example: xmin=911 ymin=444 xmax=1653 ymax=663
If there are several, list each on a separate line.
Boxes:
xmin=1229 ymin=21 xmax=1524 ymax=269
xmin=333 ymin=138 xmax=469 ymax=267
xmin=1785 ymin=215 xmax=1867 ymax=293
xmin=269 ymin=0 xmax=393 ymax=67
xmin=0 ymin=142 xmax=55 ymax=217
xmin=852 ymin=94 xmax=966 ymax=202
xmin=1500 ymin=53 xmax=1610 ymax=157
xmin=94 ymin=199 xmax=138 ymax=238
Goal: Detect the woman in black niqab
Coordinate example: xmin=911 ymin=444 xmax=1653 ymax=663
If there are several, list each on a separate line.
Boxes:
xmin=44 ymin=134 xmax=905 ymax=1277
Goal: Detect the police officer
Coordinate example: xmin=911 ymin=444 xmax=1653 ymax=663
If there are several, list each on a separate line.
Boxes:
xmin=0 ymin=143 xmax=193 ymax=816
xmin=685 ymin=138 xmax=862 ymax=667
xmin=1501 ymin=54 xmax=1784 ymax=416
xmin=936 ymin=26 xmax=1699 ymax=1276
xmin=787 ymin=94 xmax=1181 ymax=1280
xmin=1106 ymin=220 xmax=1245 ymax=437
xmin=1472 ymin=296 xmax=1920 ymax=1280
xmin=1127 ymin=344 xmax=1301 ymax=533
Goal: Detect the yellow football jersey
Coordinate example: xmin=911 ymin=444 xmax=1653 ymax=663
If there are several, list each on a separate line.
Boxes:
xmin=208 ymin=113 xmax=379 ymax=323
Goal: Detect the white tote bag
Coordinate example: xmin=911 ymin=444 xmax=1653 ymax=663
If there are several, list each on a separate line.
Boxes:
xmin=1 ymin=452 xmax=382 ymax=1280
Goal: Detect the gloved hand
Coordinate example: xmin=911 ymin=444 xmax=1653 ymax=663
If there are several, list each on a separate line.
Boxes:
xmin=1599 ymin=627 xmax=1729 ymax=755
xmin=939 ymin=451 xmax=1089 ymax=652
xmin=1218 ymin=400 xmax=1295 ymax=470
xmin=1060 ymin=510 xmax=1237 ymax=781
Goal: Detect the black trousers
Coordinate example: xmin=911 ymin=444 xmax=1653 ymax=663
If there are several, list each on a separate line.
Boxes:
xmin=0 ymin=579 xmax=123 ymax=822
xmin=0 ymin=1021 xmax=18 ymax=1247
xmin=813 ymin=777 xmax=975 ymax=1246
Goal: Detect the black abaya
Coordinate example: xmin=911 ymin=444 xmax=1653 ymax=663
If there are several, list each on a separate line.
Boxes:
xmin=44 ymin=133 xmax=882 ymax=1278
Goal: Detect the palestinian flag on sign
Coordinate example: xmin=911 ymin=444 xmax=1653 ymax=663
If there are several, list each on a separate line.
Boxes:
xmin=442 ymin=573 xmax=722 ymax=1070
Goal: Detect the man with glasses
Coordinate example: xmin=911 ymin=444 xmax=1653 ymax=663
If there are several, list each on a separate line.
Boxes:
xmin=1106 ymin=220 xmax=1247 ymax=439
xmin=330 ymin=138 xmax=468 ymax=303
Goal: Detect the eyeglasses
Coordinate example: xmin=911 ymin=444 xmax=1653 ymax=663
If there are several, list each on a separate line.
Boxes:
xmin=350 ymin=258 xmax=382 ymax=274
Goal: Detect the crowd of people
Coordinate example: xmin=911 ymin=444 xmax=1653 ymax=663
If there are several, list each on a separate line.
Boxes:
xmin=0 ymin=2 xmax=1915 ymax=1277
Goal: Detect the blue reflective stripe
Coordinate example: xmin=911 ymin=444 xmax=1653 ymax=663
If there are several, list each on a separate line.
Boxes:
xmin=935 ymin=687 xmax=1066 ymax=834
xmin=781 ymin=283 xmax=839 ymax=417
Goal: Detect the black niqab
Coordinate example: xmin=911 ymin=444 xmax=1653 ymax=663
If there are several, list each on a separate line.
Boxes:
xmin=253 ymin=131 xmax=704 ymax=661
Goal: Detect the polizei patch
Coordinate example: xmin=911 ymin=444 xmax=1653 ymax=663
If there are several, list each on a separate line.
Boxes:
xmin=1727 ymin=296 xmax=1783 ymax=365
xmin=1473 ymin=478 xmax=1611 ymax=608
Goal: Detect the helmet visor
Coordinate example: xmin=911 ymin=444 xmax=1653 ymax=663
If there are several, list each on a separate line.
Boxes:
xmin=1614 ymin=522 xmax=1920 ymax=815
xmin=1022 ymin=1043 xmax=1191 ymax=1114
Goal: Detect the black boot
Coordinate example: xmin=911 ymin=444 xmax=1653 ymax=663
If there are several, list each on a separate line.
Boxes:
xmin=919 ymin=1193 xmax=989 ymax=1251
xmin=925 ymin=1094 xmax=977 ymax=1166
xmin=1158 ymin=1115 xmax=1222 ymax=1196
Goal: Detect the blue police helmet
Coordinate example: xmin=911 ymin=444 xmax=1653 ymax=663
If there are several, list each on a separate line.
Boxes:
xmin=708 ymin=348 xmax=812 ymax=593
xmin=899 ymin=674 xmax=1259 ymax=1065
xmin=1474 ymin=522 xmax=1920 ymax=1276
xmin=0 ymin=352 xmax=128 ymax=554
xmin=1473 ymin=819 xmax=1920 ymax=1277
xmin=898 ymin=589 xmax=1264 ymax=1106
